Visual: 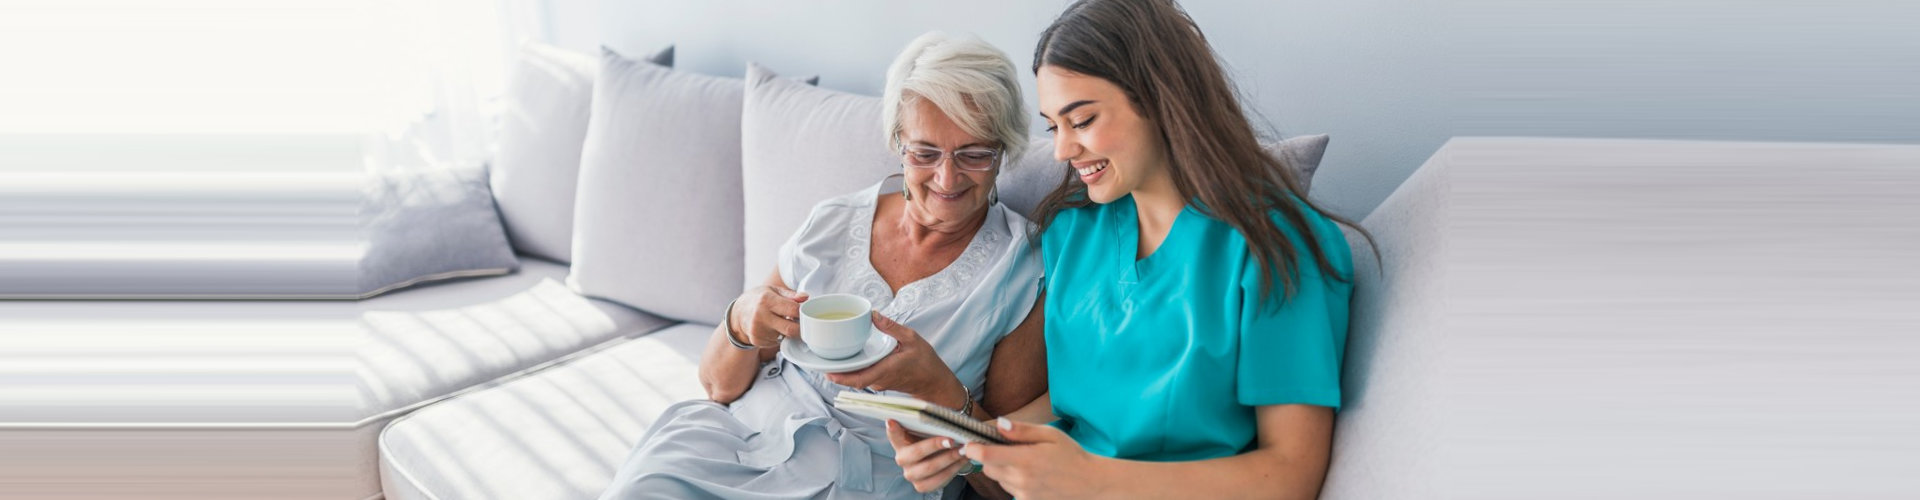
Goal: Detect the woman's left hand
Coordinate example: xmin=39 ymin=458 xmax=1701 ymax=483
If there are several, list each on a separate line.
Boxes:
xmin=962 ymin=418 xmax=1111 ymax=500
xmin=825 ymin=312 xmax=966 ymax=406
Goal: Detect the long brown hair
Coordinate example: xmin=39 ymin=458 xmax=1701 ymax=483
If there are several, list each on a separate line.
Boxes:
xmin=1031 ymin=0 xmax=1373 ymax=307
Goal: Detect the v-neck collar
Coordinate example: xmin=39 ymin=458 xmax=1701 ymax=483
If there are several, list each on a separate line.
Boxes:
xmin=1114 ymin=194 xmax=1194 ymax=284
xmin=856 ymin=177 xmax=996 ymax=301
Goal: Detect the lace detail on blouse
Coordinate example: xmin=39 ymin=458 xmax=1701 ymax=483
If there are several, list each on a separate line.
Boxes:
xmin=836 ymin=186 xmax=1005 ymax=321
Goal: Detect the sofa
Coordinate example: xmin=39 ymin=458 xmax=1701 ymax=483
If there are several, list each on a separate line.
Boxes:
xmin=363 ymin=41 xmax=1424 ymax=500
xmin=2 ymin=19 xmax=1906 ymax=500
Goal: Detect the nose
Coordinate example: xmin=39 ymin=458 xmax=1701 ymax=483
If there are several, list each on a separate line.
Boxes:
xmin=931 ymin=158 xmax=963 ymax=189
xmin=1053 ymin=137 xmax=1081 ymax=162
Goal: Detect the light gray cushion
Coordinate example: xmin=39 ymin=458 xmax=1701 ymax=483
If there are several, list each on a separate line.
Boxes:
xmin=739 ymin=63 xmax=899 ymax=289
xmin=995 ymin=134 xmax=1332 ymax=221
xmin=571 ymin=54 xmax=809 ymax=323
xmin=1269 ymin=134 xmax=1330 ymax=194
xmin=378 ymin=323 xmax=713 ymax=500
xmin=993 ymin=143 xmax=1065 ymax=221
xmin=360 ymin=165 xmax=519 ymax=298
xmin=490 ymin=43 xmax=672 ymax=263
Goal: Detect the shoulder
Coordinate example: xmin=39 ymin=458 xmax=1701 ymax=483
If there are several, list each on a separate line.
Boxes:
xmin=1040 ymin=202 xmax=1109 ymax=241
xmin=792 ymin=187 xmax=875 ymax=236
xmin=1246 ymin=196 xmax=1355 ymax=282
xmin=1271 ymin=196 xmax=1352 ymax=267
xmin=992 ymin=201 xmax=1038 ymax=241
xmin=1037 ymin=202 xmax=1110 ymax=267
xmin=1205 ymin=196 xmax=1350 ymax=257
xmin=1187 ymin=196 xmax=1352 ymax=281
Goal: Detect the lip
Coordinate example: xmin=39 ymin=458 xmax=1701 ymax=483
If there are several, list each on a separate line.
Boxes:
xmin=925 ymin=186 xmax=973 ymax=201
xmin=1073 ymin=159 xmax=1109 ymax=183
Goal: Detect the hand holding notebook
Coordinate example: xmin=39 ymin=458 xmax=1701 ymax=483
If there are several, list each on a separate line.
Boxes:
xmin=833 ymin=392 xmax=1009 ymax=445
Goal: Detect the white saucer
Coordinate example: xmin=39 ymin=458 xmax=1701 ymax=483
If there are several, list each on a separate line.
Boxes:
xmin=782 ymin=329 xmax=897 ymax=374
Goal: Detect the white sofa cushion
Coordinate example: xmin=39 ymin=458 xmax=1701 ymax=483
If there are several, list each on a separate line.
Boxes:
xmin=0 ymin=258 xmax=661 ymax=427
xmin=378 ymin=323 xmax=712 ymax=500
xmin=358 ymin=257 xmax=673 ymax=420
xmin=569 ymin=54 xmax=791 ymax=323
xmin=739 ymin=63 xmax=915 ymax=289
xmin=0 ymin=257 xmax=671 ymax=500
xmin=490 ymin=43 xmax=672 ymax=263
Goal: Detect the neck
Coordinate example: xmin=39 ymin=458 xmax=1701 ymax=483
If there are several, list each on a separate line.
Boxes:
xmin=1131 ymin=171 xmax=1184 ymax=233
xmin=898 ymin=200 xmax=984 ymax=251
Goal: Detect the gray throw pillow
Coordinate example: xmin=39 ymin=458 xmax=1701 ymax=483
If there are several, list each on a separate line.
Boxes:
xmin=568 ymin=55 xmax=814 ymax=323
xmin=995 ymin=134 xmax=1331 ymax=220
xmin=489 ymin=43 xmax=672 ymax=264
xmin=361 ymin=164 xmax=520 ymax=298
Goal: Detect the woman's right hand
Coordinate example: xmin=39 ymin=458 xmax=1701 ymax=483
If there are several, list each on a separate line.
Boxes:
xmin=887 ymin=420 xmax=971 ymax=493
xmin=730 ymin=285 xmax=809 ymax=349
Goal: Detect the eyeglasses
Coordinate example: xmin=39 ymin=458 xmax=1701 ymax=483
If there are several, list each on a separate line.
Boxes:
xmin=900 ymin=145 xmax=1001 ymax=172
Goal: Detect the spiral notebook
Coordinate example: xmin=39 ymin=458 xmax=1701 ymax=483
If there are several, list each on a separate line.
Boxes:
xmin=832 ymin=392 xmax=1009 ymax=445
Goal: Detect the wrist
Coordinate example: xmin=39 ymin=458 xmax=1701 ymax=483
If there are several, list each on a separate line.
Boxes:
xmin=929 ymin=378 xmax=971 ymax=414
xmin=722 ymin=298 xmax=755 ymax=350
xmin=1087 ymin=454 xmax=1124 ymax=497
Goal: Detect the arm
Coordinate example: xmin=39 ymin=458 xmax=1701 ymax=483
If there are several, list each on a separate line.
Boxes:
xmin=967 ymin=404 xmax=1335 ymax=500
xmin=1001 ymin=392 xmax=1055 ymax=424
xmin=887 ymin=295 xmax=1051 ymax=498
xmin=931 ymin=291 xmax=1047 ymax=419
xmin=957 ymin=294 xmax=1047 ymax=498
xmin=697 ymin=269 xmax=800 ymax=404
xmin=824 ymin=293 xmax=1044 ymax=407
xmin=1087 ymin=404 xmax=1333 ymax=500
xmin=889 ymin=391 xmax=1057 ymax=499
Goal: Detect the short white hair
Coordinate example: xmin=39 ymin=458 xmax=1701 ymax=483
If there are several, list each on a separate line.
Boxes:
xmin=883 ymin=32 xmax=1029 ymax=167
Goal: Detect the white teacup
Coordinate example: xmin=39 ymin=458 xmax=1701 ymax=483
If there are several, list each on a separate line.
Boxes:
xmin=798 ymin=294 xmax=873 ymax=360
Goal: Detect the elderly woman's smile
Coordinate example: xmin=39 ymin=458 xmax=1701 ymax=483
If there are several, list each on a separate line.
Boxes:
xmin=896 ymin=98 xmax=999 ymax=231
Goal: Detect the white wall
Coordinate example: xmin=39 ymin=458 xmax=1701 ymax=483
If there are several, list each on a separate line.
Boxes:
xmin=538 ymin=0 xmax=1917 ymax=219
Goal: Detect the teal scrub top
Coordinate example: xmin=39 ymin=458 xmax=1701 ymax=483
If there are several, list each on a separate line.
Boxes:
xmin=1041 ymin=194 xmax=1353 ymax=462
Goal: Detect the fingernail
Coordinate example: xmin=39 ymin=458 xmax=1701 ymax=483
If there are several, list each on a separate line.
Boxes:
xmin=942 ymin=439 xmax=954 ymax=449
xmin=957 ymin=444 xmax=969 ymax=456
xmin=997 ymin=417 xmax=1013 ymax=431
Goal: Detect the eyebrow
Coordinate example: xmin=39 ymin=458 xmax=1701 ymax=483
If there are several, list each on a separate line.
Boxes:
xmin=1040 ymin=100 xmax=1097 ymax=119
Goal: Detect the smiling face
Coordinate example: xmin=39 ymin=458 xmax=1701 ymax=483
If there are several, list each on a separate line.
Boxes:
xmin=1035 ymin=65 xmax=1170 ymax=204
xmin=897 ymin=98 xmax=999 ymax=230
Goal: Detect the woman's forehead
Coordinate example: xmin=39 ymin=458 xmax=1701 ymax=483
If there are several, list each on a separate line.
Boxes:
xmin=900 ymin=105 xmax=991 ymax=148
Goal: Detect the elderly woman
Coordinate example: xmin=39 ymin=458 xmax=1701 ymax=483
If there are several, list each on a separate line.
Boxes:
xmin=596 ymin=32 xmax=1046 ymax=500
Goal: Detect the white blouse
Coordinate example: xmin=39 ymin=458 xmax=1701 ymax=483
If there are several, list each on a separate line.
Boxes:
xmin=598 ymin=177 xmax=1043 ymax=500
xmin=777 ymin=176 xmax=1043 ymax=397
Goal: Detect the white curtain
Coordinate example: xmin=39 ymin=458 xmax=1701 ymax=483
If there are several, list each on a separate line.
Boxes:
xmin=362 ymin=0 xmax=549 ymax=172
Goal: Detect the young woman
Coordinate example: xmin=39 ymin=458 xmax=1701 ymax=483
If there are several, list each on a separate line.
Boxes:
xmin=887 ymin=0 xmax=1370 ymax=498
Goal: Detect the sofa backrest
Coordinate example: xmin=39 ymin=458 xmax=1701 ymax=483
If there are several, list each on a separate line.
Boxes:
xmin=1318 ymin=141 xmax=1446 ymax=500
